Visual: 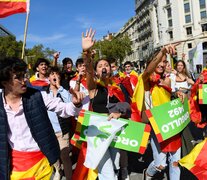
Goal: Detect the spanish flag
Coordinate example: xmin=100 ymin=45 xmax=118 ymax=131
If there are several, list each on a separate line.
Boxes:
xmin=0 ymin=0 xmax=30 ymax=18
xmin=10 ymin=150 xmax=52 ymax=180
xmin=179 ymin=138 xmax=207 ymax=179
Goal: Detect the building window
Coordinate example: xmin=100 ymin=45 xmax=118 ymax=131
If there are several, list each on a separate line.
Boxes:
xmin=203 ymin=42 xmax=207 ymax=50
xmin=188 ymin=43 xmax=192 ymax=49
xmin=202 ymin=23 xmax=207 ymax=32
xmin=201 ymin=11 xmax=207 ymax=19
xmin=167 ymin=8 xmax=172 ymax=18
xmin=186 ymin=27 xmax=192 ymax=35
xmin=168 ymin=31 xmax=173 ymax=39
xmin=185 ymin=15 xmax=191 ymax=23
xmin=184 ymin=3 xmax=190 ymax=13
xmin=166 ymin=0 xmax=170 ymax=5
xmin=199 ymin=0 xmax=206 ymax=9
xmin=168 ymin=19 xmax=173 ymax=27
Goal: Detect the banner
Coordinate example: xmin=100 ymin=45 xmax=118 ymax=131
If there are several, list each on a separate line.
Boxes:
xmin=84 ymin=114 xmax=127 ymax=169
xmin=72 ymin=110 xmax=151 ymax=155
xmin=188 ymin=42 xmax=203 ymax=72
xmin=199 ymin=84 xmax=207 ymax=104
xmin=145 ymin=98 xmax=190 ymax=143
xmin=0 ymin=0 xmax=30 ymax=18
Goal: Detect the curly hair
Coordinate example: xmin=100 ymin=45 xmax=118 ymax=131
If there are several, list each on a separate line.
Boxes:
xmin=0 ymin=57 xmax=27 ymax=88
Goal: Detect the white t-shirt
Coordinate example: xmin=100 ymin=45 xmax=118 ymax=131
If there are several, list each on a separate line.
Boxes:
xmin=70 ymin=80 xmax=90 ymax=115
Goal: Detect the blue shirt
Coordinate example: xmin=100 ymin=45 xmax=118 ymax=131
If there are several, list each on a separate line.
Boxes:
xmin=47 ymin=86 xmax=71 ymax=133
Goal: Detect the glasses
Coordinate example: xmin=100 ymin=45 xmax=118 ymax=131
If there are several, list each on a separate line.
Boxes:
xmin=14 ymin=72 xmax=30 ymax=81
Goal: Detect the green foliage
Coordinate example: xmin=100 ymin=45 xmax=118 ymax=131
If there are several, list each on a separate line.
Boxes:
xmin=0 ymin=36 xmax=23 ymax=60
xmin=93 ymin=35 xmax=132 ymax=64
xmin=0 ymin=36 xmax=56 ymax=67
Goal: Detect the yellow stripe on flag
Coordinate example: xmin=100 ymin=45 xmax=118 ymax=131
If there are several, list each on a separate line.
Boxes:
xmin=179 ymin=138 xmax=207 ymax=170
xmin=10 ymin=157 xmax=52 ymax=180
xmin=149 ymin=116 xmax=160 ymax=134
xmin=140 ymin=131 xmax=150 ymax=147
xmin=76 ymin=116 xmax=84 ymax=132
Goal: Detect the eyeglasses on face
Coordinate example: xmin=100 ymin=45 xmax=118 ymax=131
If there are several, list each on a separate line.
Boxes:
xmin=13 ymin=72 xmax=30 ymax=81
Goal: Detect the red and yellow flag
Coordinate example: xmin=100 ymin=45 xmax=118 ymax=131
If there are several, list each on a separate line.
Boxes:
xmin=0 ymin=0 xmax=30 ymax=18
xmin=179 ymin=138 xmax=207 ymax=179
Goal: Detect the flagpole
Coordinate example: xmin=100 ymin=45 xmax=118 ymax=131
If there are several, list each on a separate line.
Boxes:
xmin=21 ymin=11 xmax=30 ymax=60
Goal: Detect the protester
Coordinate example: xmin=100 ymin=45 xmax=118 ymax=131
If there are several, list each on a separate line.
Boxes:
xmin=123 ymin=61 xmax=138 ymax=90
xmin=164 ymin=61 xmax=176 ymax=94
xmin=190 ymin=68 xmax=207 ymax=130
xmin=132 ymin=44 xmax=183 ymax=179
xmin=174 ymin=60 xmax=194 ymax=95
xmin=29 ymin=57 xmax=50 ymax=90
xmin=61 ymin=57 xmax=76 ymax=90
xmin=70 ymin=57 xmax=90 ymax=113
xmin=0 ymin=57 xmax=84 ymax=180
xmin=110 ymin=58 xmax=133 ymax=180
xmin=46 ymin=66 xmax=73 ymax=180
xmin=82 ymin=28 xmax=131 ymax=180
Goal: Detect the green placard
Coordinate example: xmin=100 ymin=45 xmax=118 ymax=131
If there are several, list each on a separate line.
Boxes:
xmin=74 ymin=110 xmax=151 ymax=154
xmin=145 ymin=98 xmax=190 ymax=143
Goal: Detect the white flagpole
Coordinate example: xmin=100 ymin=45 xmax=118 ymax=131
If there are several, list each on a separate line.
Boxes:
xmin=21 ymin=0 xmax=30 ymax=59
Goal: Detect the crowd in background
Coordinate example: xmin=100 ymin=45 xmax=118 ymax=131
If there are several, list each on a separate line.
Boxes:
xmin=0 ymin=28 xmax=207 ymax=180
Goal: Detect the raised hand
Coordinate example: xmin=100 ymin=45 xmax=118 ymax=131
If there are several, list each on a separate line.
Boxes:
xmin=53 ymin=52 xmax=60 ymax=60
xmin=82 ymin=28 xmax=96 ymax=51
xmin=164 ymin=42 xmax=180 ymax=55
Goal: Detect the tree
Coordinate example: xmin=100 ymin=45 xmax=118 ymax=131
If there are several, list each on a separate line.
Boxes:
xmin=0 ymin=36 xmax=56 ymax=63
xmin=93 ymin=35 xmax=132 ymax=64
xmin=0 ymin=36 xmax=23 ymax=60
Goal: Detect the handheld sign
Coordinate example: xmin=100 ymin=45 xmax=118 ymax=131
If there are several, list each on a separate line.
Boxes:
xmin=199 ymin=84 xmax=207 ymax=104
xmin=71 ymin=110 xmax=151 ymax=154
xmin=145 ymin=98 xmax=190 ymax=143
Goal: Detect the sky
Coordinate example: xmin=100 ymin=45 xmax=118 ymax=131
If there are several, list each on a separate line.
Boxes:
xmin=0 ymin=0 xmax=135 ymax=63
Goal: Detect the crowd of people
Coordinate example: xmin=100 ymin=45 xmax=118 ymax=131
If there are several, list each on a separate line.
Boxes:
xmin=0 ymin=28 xmax=206 ymax=180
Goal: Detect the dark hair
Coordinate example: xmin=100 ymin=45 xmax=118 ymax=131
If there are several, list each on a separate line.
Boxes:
xmin=62 ymin=57 xmax=73 ymax=66
xmin=94 ymin=58 xmax=111 ymax=71
xmin=33 ymin=58 xmax=50 ymax=72
xmin=47 ymin=66 xmax=61 ymax=76
xmin=175 ymin=60 xmax=190 ymax=77
xmin=123 ymin=61 xmax=133 ymax=67
xmin=75 ymin=58 xmax=84 ymax=68
xmin=0 ymin=57 xmax=27 ymax=88
xmin=108 ymin=57 xmax=118 ymax=66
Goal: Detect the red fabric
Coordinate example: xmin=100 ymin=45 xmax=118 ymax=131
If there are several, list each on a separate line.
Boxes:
xmin=190 ymin=70 xmax=207 ymax=128
xmin=190 ymin=140 xmax=207 ymax=179
xmin=72 ymin=142 xmax=89 ymax=180
xmin=130 ymin=74 xmax=138 ymax=88
xmin=71 ymin=75 xmax=88 ymax=89
xmin=30 ymin=80 xmax=49 ymax=87
xmin=149 ymin=74 xmax=172 ymax=94
xmin=97 ymin=81 xmax=125 ymax=102
xmin=107 ymin=85 xmax=125 ymax=102
xmin=11 ymin=150 xmax=44 ymax=171
xmin=124 ymin=71 xmax=138 ymax=89
xmin=130 ymin=102 xmax=142 ymax=122
xmin=160 ymin=134 xmax=181 ymax=152
xmin=0 ymin=1 xmax=27 ymax=18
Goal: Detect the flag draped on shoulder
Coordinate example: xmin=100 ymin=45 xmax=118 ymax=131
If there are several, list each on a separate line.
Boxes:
xmin=179 ymin=138 xmax=207 ymax=179
xmin=0 ymin=0 xmax=30 ymax=18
